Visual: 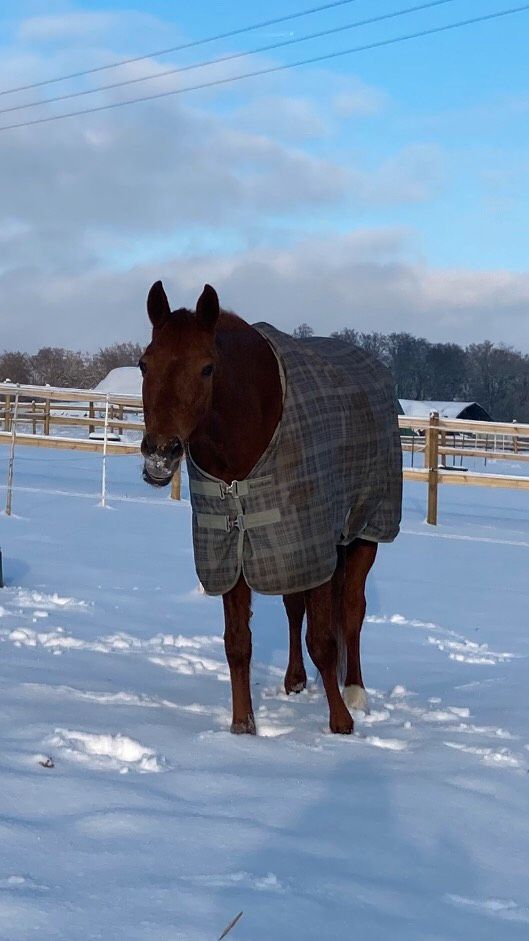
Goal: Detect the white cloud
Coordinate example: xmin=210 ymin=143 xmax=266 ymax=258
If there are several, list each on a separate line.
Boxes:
xmin=2 ymin=232 xmax=529 ymax=353
xmin=332 ymin=83 xmax=387 ymax=118
xmin=228 ymin=96 xmax=327 ymax=141
xmin=0 ymin=8 xmax=526 ymax=357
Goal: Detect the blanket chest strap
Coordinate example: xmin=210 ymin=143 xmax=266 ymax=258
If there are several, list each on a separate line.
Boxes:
xmin=196 ymin=508 xmax=281 ymax=533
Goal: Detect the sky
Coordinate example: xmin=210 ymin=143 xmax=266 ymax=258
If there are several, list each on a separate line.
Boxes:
xmin=1 ymin=0 xmax=529 ymax=353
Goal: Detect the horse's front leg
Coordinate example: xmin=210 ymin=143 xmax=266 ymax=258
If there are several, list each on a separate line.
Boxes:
xmin=305 ymin=580 xmax=353 ymax=734
xmin=223 ymin=575 xmax=255 ymax=734
xmin=283 ymin=592 xmax=307 ymax=694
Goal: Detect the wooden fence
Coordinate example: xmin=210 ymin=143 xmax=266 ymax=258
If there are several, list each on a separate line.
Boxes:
xmin=2 ymin=383 xmax=529 ymax=524
xmin=0 ymin=381 xmax=180 ymax=511
xmin=400 ymin=411 xmax=529 ymax=523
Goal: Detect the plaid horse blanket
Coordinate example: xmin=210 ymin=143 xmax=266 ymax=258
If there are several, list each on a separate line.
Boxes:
xmin=187 ymin=323 xmax=402 ymax=596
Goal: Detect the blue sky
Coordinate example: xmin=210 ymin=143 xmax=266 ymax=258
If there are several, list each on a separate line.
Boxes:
xmin=1 ymin=0 xmax=528 ymax=350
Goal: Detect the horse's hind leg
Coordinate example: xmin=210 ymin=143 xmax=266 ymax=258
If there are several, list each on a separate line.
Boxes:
xmin=305 ymin=580 xmax=353 ymax=734
xmin=341 ymin=538 xmax=378 ymax=714
xmin=223 ymin=575 xmax=255 ymax=734
xmin=283 ymin=592 xmax=307 ymax=695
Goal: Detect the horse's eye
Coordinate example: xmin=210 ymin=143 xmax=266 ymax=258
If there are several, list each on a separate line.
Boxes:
xmin=202 ymin=364 xmax=214 ymax=378
xmin=138 ymin=360 xmax=147 ymax=376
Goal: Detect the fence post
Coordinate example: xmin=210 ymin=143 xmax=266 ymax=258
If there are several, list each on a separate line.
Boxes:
xmin=171 ymin=464 xmax=182 ymax=501
xmin=100 ymin=396 xmax=110 ymax=508
xmin=5 ymin=392 xmax=20 ymax=516
xmin=44 ymin=398 xmax=51 ymax=435
xmin=425 ymin=410 xmax=440 ymax=525
xmin=5 ymin=393 xmax=11 ymax=431
xmin=440 ymin=430 xmax=447 ymax=467
xmin=89 ymin=401 xmax=95 ymax=436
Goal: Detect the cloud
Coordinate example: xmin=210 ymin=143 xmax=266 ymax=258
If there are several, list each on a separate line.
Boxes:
xmin=228 ymin=96 xmax=327 ymax=141
xmin=2 ymin=232 xmax=529 ymax=353
xmin=332 ymin=83 xmax=387 ymax=118
xmin=17 ymin=10 xmax=167 ymax=44
xmin=1 ymin=7 xmax=526 ymax=357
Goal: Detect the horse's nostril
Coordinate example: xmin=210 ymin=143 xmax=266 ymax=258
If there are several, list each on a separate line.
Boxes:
xmin=169 ymin=439 xmax=183 ymax=460
xmin=141 ymin=434 xmax=156 ymax=457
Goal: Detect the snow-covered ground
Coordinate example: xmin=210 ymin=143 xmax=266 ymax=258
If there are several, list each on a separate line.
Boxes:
xmin=0 ymin=447 xmax=528 ymax=940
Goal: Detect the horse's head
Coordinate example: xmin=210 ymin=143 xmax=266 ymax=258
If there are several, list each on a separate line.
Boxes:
xmin=140 ymin=281 xmax=219 ymax=487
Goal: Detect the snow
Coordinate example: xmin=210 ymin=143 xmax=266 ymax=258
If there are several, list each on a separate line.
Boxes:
xmin=93 ymin=366 xmax=142 ymax=397
xmin=399 ymin=399 xmax=486 ymax=419
xmin=0 ymin=446 xmax=528 ymax=939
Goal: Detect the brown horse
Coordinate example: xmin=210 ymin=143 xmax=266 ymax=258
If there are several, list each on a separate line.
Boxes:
xmin=140 ymin=282 xmax=388 ymax=735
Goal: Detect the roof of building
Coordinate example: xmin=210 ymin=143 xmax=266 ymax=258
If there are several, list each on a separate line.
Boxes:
xmin=93 ymin=366 xmax=141 ymax=397
xmin=398 ymin=399 xmax=492 ymax=421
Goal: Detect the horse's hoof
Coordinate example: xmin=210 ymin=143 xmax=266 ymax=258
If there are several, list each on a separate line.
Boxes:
xmin=284 ymin=670 xmax=307 ymax=695
xmin=230 ymin=716 xmax=256 ymax=735
xmin=330 ymin=711 xmax=354 ymax=735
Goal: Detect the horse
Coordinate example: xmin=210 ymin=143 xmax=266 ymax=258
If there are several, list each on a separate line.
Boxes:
xmin=140 ymin=282 xmax=402 ymax=734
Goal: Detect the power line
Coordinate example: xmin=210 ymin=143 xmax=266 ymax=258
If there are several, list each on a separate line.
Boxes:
xmin=0 ymin=0 xmax=458 ymax=118
xmin=1 ymin=4 xmax=527 ymax=133
xmin=0 ymin=0 xmax=364 ymax=97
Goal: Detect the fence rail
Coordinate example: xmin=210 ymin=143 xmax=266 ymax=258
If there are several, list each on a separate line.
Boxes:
xmin=2 ymin=383 xmax=529 ymax=523
xmin=0 ymin=381 xmax=181 ymax=513
xmin=399 ymin=410 xmax=529 ymax=522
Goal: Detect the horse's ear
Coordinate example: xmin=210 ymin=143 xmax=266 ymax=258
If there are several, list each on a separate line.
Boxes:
xmin=147 ymin=280 xmax=171 ymax=331
xmin=196 ymin=284 xmax=219 ymax=332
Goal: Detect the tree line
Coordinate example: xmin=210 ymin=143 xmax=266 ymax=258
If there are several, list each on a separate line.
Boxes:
xmin=0 ymin=343 xmax=144 ymax=391
xmin=293 ymin=324 xmax=529 ymax=422
xmin=1 ymin=329 xmax=529 ymax=422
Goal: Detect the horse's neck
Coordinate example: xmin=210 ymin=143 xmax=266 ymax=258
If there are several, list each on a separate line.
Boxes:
xmin=188 ymin=319 xmax=283 ymax=483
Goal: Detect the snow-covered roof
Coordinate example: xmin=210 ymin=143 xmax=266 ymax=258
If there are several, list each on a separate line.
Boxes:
xmin=398 ymin=400 xmax=491 ymax=420
xmin=93 ymin=366 xmax=142 ymax=397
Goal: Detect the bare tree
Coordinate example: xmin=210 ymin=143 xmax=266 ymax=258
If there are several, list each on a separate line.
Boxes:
xmin=292 ymin=323 xmax=314 ymax=339
xmin=88 ymin=342 xmax=145 ymax=386
xmin=0 ymin=351 xmax=32 ymax=384
xmin=30 ymin=347 xmax=88 ymax=388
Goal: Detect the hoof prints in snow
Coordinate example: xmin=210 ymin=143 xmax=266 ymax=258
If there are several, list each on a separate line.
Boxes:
xmin=444 ymin=741 xmax=522 ymax=769
xmin=0 ymin=875 xmax=49 ymax=892
xmin=428 ymin=636 xmax=516 ymax=665
xmin=447 ymin=894 xmax=529 ymax=924
xmin=185 ymin=871 xmax=285 ymax=893
xmin=48 ymin=729 xmax=166 ymax=774
xmin=370 ymin=612 xmax=518 ymax=665
xmin=24 ymin=683 xmax=181 ymax=710
xmin=1 ymin=595 xmax=525 ymax=766
xmin=8 ymin=628 xmax=87 ymax=652
xmin=1 ymin=589 xmax=88 ymax=612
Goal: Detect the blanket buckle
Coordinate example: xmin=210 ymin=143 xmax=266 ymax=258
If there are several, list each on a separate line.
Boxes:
xmin=220 ymin=480 xmax=239 ymax=500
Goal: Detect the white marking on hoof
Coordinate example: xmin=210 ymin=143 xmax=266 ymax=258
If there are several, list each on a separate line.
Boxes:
xmin=342 ymin=685 xmax=370 ymax=714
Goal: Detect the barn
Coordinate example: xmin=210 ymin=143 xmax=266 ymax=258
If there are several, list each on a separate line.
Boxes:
xmin=93 ymin=366 xmax=142 ymax=397
xmin=398 ymin=399 xmax=492 ymax=422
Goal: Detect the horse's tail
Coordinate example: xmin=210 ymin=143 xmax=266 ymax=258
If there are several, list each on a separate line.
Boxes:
xmin=332 ymin=546 xmax=347 ymax=687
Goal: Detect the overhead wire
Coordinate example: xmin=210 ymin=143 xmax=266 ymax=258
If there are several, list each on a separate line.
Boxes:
xmin=0 ymin=0 xmax=366 ymax=96
xmin=0 ymin=0 xmax=459 ymax=118
xmin=1 ymin=4 xmax=528 ymax=133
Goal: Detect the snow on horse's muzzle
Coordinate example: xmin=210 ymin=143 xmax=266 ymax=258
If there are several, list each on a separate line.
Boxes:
xmin=141 ymin=436 xmax=183 ymax=487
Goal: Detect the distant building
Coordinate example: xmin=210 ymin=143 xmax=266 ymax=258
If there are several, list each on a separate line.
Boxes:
xmin=93 ymin=366 xmax=141 ymax=397
xmin=398 ymin=400 xmax=492 ymax=422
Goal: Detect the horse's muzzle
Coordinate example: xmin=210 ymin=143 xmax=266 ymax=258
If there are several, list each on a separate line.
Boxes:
xmin=141 ymin=435 xmax=183 ymax=488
